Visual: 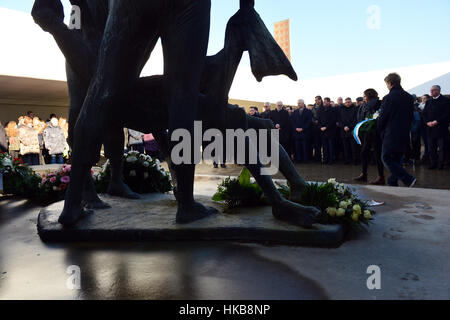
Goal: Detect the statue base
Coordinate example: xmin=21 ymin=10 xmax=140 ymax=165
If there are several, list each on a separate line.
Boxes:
xmin=37 ymin=194 xmax=344 ymax=247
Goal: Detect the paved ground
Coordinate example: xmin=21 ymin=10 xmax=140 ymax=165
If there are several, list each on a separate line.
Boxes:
xmin=0 ymin=176 xmax=449 ymax=300
xmin=194 ymin=162 xmax=450 ymax=190
xmin=32 ymin=161 xmax=450 ymax=190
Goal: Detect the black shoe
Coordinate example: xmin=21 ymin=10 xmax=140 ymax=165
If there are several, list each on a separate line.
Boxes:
xmin=213 ymin=164 xmax=219 ymax=169
xmin=353 ymin=174 xmax=368 ymax=182
xmin=220 ymin=164 xmax=227 ymax=169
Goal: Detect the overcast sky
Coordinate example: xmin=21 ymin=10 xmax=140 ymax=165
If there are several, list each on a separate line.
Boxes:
xmin=1 ymin=0 xmax=449 ymax=80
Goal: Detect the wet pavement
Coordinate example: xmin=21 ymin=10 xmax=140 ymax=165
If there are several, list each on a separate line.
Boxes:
xmin=195 ymin=162 xmax=450 ymax=190
xmin=1 ymin=177 xmax=450 ymax=300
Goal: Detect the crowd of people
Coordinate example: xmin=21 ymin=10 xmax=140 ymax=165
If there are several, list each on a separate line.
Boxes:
xmin=1 ymin=73 xmax=449 ymax=188
xmin=0 ymin=111 xmax=69 ymax=166
xmin=0 ymin=112 xmax=167 ymax=166
xmin=248 ymin=74 xmax=450 ymax=186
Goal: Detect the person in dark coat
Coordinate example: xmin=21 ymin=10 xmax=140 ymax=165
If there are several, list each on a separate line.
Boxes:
xmin=248 ymin=106 xmax=261 ymax=118
xmin=318 ymin=97 xmax=337 ymax=164
xmin=261 ymin=102 xmax=272 ymax=119
xmin=338 ymin=98 xmax=357 ymax=164
xmin=291 ymin=100 xmax=312 ymax=163
xmin=423 ymin=85 xmax=450 ymax=170
xmin=310 ymin=96 xmax=323 ymax=162
xmin=354 ymin=89 xmax=385 ymax=184
xmin=270 ymin=101 xmax=292 ymax=156
xmin=378 ymin=73 xmax=416 ymax=187
xmin=334 ymin=97 xmax=345 ymax=161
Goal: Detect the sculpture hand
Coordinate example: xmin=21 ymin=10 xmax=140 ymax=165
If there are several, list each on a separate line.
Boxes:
xmin=32 ymin=0 xmax=65 ymax=33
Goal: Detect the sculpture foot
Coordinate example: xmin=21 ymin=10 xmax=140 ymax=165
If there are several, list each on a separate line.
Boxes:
xmin=83 ymin=199 xmax=111 ymax=210
xmin=289 ymin=185 xmax=305 ymax=203
xmin=58 ymin=204 xmax=93 ymax=227
xmin=176 ymin=201 xmax=218 ymax=224
xmin=272 ymin=200 xmax=320 ymax=228
xmin=107 ymin=181 xmax=141 ymax=199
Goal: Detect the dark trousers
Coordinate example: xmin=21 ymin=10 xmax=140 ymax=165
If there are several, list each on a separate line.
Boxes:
xmin=381 ymin=146 xmax=415 ymax=187
xmin=420 ymin=124 xmax=429 ymax=158
xmin=321 ymin=137 xmax=334 ymax=163
xmin=428 ymin=136 xmax=446 ymax=168
xmin=411 ymin=135 xmax=421 ymax=161
xmin=50 ymin=154 xmax=64 ymax=164
xmin=342 ymin=136 xmax=357 ymax=164
xmin=294 ymin=139 xmax=308 ymax=163
xmin=360 ymin=134 xmax=384 ymax=177
xmin=130 ymin=143 xmax=144 ymax=154
xmin=22 ymin=153 xmax=39 ymax=166
xmin=311 ymin=126 xmax=322 ymax=161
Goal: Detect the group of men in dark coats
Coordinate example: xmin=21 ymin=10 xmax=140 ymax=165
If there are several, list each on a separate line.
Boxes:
xmin=247 ymin=74 xmax=449 ymax=188
xmin=254 ymin=97 xmax=360 ymax=165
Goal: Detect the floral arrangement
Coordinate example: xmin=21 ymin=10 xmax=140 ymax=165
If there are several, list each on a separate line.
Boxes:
xmin=213 ymin=169 xmax=374 ymax=230
xmin=37 ymin=164 xmax=72 ymax=203
xmin=303 ymin=178 xmax=373 ymax=230
xmin=94 ymin=151 xmax=173 ymax=194
xmin=0 ymin=151 xmax=41 ymax=197
xmin=212 ymin=167 xmax=267 ymax=211
xmin=354 ymin=110 xmax=380 ymax=145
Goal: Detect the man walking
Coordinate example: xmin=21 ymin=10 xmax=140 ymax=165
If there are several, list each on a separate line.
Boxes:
xmin=423 ymin=85 xmax=450 ymax=170
xmin=378 ymin=73 xmax=416 ymax=187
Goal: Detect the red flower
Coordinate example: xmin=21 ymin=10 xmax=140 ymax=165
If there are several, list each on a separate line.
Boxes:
xmin=13 ymin=158 xmax=24 ymax=164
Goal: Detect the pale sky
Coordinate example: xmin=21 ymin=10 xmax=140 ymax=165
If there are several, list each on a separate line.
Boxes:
xmin=1 ymin=1 xmax=449 ymax=103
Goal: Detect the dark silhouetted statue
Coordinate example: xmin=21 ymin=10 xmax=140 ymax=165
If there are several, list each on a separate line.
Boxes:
xmin=32 ymin=0 xmax=320 ymax=228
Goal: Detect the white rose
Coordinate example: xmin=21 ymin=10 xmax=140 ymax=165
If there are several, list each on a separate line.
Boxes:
xmin=339 ymin=201 xmax=349 ymax=209
xmin=326 ymin=207 xmax=337 ymax=217
xmin=126 ymin=156 xmax=138 ymax=163
xmin=143 ymin=161 xmax=150 ymax=168
xmin=373 ymin=111 xmax=380 ymax=120
xmin=327 ymin=178 xmax=337 ymax=185
xmin=337 ymin=208 xmax=346 ymax=217
xmin=364 ymin=210 xmax=372 ymax=219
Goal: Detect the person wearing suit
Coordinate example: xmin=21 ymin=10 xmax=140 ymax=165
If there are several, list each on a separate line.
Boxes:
xmin=318 ymin=97 xmax=338 ymax=164
xmin=270 ymin=101 xmax=292 ymax=156
xmin=338 ymin=98 xmax=358 ymax=165
xmin=291 ymin=100 xmax=312 ymax=163
xmin=423 ymin=85 xmax=450 ymax=170
xmin=378 ymin=73 xmax=416 ymax=187
xmin=261 ymin=102 xmax=272 ymax=119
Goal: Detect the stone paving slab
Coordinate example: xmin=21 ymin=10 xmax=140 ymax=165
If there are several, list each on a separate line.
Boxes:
xmin=37 ymin=194 xmax=344 ymax=247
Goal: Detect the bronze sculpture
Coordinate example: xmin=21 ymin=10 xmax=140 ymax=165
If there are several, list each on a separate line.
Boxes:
xmin=32 ymin=0 xmax=320 ymax=228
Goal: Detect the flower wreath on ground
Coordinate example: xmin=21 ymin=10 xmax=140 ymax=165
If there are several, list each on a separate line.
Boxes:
xmin=0 ymin=151 xmax=41 ymax=197
xmin=94 ymin=151 xmax=173 ymax=195
xmin=37 ymin=164 xmax=72 ymax=203
xmin=213 ymin=168 xmax=374 ymax=231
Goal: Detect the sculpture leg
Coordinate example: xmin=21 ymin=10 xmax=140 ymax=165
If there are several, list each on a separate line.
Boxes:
xmin=66 ymin=64 xmax=110 ymax=210
xmin=162 ymin=0 xmax=217 ymax=224
xmin=59 ymin=2 xmax=153 ymax=226
xmin=246 ymin=115 xmax=307 ymax=202
xmin=243 ymin=138 xmax=319 ymax=228
xmin=104 ymin=125 xmax=140 ymax=199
